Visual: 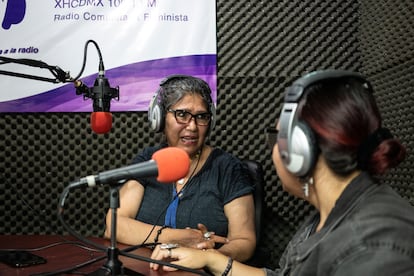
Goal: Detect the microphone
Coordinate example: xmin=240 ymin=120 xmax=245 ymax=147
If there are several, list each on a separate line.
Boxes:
xmin=74 ymin=61 xmax=119 ymax=134
xmin=69 ymin=147 xmax=190 ymax=189
xmin=90 ymin=71 xmax=118 ymax=134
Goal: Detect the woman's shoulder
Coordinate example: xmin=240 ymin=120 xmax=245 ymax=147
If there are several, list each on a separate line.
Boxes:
xmin=205 ymin=147 xmax=247 ymax=176
xmin=132 ymin=144 xmax=165 ymax=163
xmin=209 ymin=147 xmax=242 ymax=163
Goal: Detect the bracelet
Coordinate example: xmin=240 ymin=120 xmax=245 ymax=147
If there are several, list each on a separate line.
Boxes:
xmin=222 ymin=257 xmax=233 ymax=276
xmin=154 ymin=225 xmax=168 ymax=245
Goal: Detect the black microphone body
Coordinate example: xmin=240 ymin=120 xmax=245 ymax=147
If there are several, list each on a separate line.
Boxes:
xmin=91 ymin=74 xmax=119 ymax=112
xmin=70 ymin=160 xmax=158 ymax=189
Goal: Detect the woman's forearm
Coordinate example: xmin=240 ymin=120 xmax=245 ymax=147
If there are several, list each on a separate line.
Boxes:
xmin=205 ymin=251 xmax=265 ymax=276
xmin=105 ymin=214 xmax=161 ymax=245
xmin=217 ymin=237 xmax=256 ymax=262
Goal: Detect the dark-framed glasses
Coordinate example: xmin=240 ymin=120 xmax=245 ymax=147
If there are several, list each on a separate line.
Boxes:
xmin=265 ymin=127 xmax=279 ymax=150
xmin=167 ymin=109 xmax=211 ymax=126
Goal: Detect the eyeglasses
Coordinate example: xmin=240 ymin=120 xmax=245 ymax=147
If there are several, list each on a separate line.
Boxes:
xmin=167 ymin=109 xmax=211 ymax=126
xmin=265 ymin=127 xmax=279 ymax=150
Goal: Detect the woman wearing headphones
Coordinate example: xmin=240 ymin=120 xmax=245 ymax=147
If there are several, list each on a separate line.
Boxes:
xmin=104 ymin=75 xmax=256 ymax=262
xmin=150 ymin=70 xmax=414 ymax=275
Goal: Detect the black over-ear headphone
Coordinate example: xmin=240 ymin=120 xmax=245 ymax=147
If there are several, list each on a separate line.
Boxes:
xmin=148 ymin=74 xmax=216 ymax=132
xmin=277 ymin=70 xmax=370 ymax=177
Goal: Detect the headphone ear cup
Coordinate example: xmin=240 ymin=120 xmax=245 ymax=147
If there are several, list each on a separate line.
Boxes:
xmin=287 ymin=122 xmax=318 ymax=177
xmin=209 ymin=103 xmax=216 ymax=130
xmin=148 ymin=90 xmax=165 ymax=132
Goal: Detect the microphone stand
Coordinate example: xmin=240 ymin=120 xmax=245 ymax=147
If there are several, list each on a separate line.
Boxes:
xmin=58 ymin=179 xmax=209 ymax=276
xmin=88 ymin=184 xmax=143 ymax=276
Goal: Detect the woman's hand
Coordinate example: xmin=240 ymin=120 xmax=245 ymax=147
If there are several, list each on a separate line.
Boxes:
xmin=196 ymin=223 xmax=229 ymax=250
xmin=150 ymin=244 xmax=211 ymax=272
xmin=166 ymin=223 xmax=228 ymax=249
xmin=150 ymin=243 xmax=265 ymax=276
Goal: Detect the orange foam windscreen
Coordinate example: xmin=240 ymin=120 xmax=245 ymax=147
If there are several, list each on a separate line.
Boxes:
xmin=152 ymin=147 xmax=190 ymax=183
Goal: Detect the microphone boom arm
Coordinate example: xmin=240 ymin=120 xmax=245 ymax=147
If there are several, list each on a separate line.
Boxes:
xmin=0 ymin=56 xmax=73 ymax=83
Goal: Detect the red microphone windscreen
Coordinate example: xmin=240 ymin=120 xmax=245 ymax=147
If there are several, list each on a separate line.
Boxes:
xmin=152 ymin=147 xmax=190 ymax=183
xmin=91 ymin=112 xmax=112 ymax=134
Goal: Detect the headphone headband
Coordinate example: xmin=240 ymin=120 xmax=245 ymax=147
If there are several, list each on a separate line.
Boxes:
xmin=159 ymin=74 xmax=193 ymax=86
xmin=284 ymin=70 xmax=367 ymax=103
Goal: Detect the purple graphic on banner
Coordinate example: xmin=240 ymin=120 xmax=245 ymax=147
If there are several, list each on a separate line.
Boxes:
xmin=1 ymin=0 xmax=26 ymax=30
xmin=0 ymin=54 xmax=217 ymax=112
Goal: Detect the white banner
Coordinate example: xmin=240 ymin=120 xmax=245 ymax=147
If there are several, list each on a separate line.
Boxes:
xmin=0 ymin=0 xmax=217 ymax=112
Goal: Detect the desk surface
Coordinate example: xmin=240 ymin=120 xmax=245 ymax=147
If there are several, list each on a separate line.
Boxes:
xmin=0 ymin=235 xmax=199 ymax=276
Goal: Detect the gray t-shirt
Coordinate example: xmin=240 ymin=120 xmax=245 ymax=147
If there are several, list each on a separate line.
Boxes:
xmin=133 ymin=145 xmax=253 ymax=237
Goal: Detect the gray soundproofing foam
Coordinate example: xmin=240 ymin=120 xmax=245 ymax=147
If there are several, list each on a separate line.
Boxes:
xmin=1 ymin=0 xmax=413 ymax=269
